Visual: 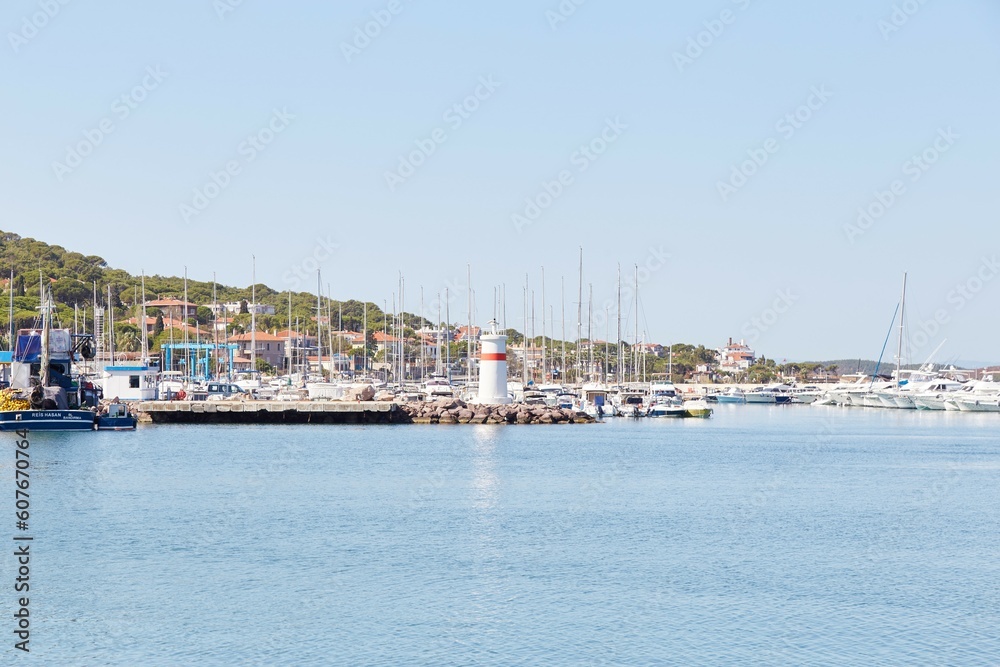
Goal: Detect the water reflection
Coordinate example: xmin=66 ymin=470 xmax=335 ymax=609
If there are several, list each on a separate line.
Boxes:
xmin=471 ymin=425 xmax=500 ymax=512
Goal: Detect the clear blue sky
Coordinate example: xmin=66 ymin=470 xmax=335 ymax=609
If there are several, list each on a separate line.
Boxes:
xmin=3 ymin=0 xmax=998 ymax=364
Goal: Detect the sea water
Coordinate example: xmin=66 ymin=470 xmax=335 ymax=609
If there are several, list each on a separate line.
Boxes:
xmin=8 ymin=406 xmax=1000 ymax=665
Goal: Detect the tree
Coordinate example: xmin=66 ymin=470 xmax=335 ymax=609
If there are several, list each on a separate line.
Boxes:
xmin=240 ymin=299 xmax=249 ymax=314
xmin=153 ymin=314 xmax=164 ymax=336
xmin=255 ymin=358 xmax=274 ymax=374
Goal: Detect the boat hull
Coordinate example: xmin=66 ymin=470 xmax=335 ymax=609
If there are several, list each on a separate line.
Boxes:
xmin=0 ymin=410 xmax=96 ymax=431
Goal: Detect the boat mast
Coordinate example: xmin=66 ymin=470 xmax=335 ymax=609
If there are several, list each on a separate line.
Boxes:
xmin=577 ymin=247 xmax=583 ymax=384
xmin=327 ymin=284 xmax=335 ymax=379
xmin=521 ymin=285 xmax=527 ymax=386
xmin=40 ymin=272 xmax=50 ymax=387
xmin=541 ymin=266 xmax=546 ymax=383
xmin=616 ymin=264 xmax=621 ymax=386
xmin=561 ymin=276 xmax=566 ymax=382
xmin=108 ymin=284 xmax=115 ymax=363
xmin=363 ymin=301 xmax=368 ymax=377
xmin=436 ymin=294 xmax=442 ymax=376
xmin=183 ymin=268 xmax=189 ymax=381
xmin=8 ymin=268 xmax=13 ymax=351
xmin=467 ymin=265 xmax=472 ymax=389
xmin=420 ymin=286 xmax=425 ymax=380
xmin=316 ymin=269 xmax=323 ymax=381
xmin=444 ymin=290 xmax=450 ymax=382
xmin=604 ymin=306 xmax=609 ymax=384
xmin=531 ymin=289 xmax=535 ymax=384
xmin=250 ymin=255 xmax=257 ymax=374
xmin=633 ymin=264 xmax=638 ymax=384
xmin=141 ymin=272 xmax=148 ymax=365
xmin=212 ymin=273 xmax=218 ymax=379
xmin=896 ymin=272 xmax=907 ymax=387
xmin=286 ymin=290 xmax=292 ymax=377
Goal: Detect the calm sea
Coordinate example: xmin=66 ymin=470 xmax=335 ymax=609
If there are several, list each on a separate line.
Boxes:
xmin=8 ymin=406 xmax=1000 ymax=665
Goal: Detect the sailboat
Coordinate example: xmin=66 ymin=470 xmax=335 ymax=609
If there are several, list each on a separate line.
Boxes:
xmin=0 ymin=279 xmax=101 ymax=431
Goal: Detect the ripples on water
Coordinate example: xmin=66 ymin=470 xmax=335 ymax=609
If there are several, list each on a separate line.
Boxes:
xmin=8 ymin=407 xmax=1000 ymax=665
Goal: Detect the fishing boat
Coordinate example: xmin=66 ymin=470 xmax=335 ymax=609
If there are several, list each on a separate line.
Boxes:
xmin=96 ymin=402 xmax=138 ymax=430
xmin=0 ymin=281 xmax=100 ymax=432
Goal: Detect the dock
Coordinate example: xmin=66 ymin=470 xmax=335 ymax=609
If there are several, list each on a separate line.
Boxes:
xmin=139 ymin=401 xmax=403 ymax=424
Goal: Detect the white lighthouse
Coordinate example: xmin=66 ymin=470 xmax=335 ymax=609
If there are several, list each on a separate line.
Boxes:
xmin=476 ymin=319 xmax=511 ymax=404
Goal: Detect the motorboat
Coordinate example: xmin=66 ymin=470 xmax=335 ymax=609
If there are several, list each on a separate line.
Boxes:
xmin=683 ymin=399 xmax=713 ymax=418
xmin=715 ymin=387 xmax=746 ymax=404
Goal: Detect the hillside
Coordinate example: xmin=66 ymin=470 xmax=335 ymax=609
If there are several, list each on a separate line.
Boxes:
xmin=0 ymin=230 xmax=391 ymax=341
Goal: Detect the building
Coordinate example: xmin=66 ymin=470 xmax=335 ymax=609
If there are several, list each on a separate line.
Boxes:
xmin=373 ymin=331 xmax=403 ymax=354
xmin=717 ymin=338 xmax=756 ymax=373
xmin=145 ymin=297 xmax=198 ymax=321
xmin=126 ymin=316 xmax=210 ymax=338
xmin=207 ymin=302 xmax=276 ymax=316
xmin=227 ymin=332 xmax=287 ymax=369
xmin=453 ymin=325 xmax=480 ymax=343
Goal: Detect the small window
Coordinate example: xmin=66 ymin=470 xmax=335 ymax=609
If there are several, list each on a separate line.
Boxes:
xmin=129 ymin=375 xmax=140 ymax=388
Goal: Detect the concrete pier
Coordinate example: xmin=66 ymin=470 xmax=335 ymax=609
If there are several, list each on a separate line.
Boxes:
xmin=139 ymin=401 xmax=401 ymax=424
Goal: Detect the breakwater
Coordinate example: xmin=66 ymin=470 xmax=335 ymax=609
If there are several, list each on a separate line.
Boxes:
xmin=397 ymin=400 xmax=596 ymax=424
xmin=137 ymin=399 xmax=596 ymax=425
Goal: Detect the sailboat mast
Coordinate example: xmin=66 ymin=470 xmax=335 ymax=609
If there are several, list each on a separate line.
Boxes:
xmin=444 ymin=290 xmax=450 ymax=382
xmin=561 ymin=276 xmax=566 ymax=381
xmin=40 ymin=272 xmax=50 ymax=387
xmin=141 ymin=272 xmax=148 ymax=365
xmin=211 ymin=273 xmax=217 ymax=378
xmin=108 ymin=284 xmax=115 ymax=363
xmin=286 ymin=290 xmax=292 ymax=376
xmin=467 ymin=265 xmax=473 ymax=389
xmin=633 ymin=264 xmax=638 ymax=384
xmin=577 ymin=247 xmax=583 ymax=383
xmin=8 ymin=269 xmax=13 ymax=350
xmin=316 ymin=270 xmax=323 ymax=381
xmin=250 ymin=255 xmax=257 ymax=373
xmin=896 ymin=272 xmax=907 ymax=386
xmin=183 ymin=268 xmax=189 ymax=381
xmin=616 ymin=264 xmax=621 ymax=386
xmin=541 ymin=266 xmax=546 ymax=383
xmin=420 ymin=286 xmax=425 ymax=379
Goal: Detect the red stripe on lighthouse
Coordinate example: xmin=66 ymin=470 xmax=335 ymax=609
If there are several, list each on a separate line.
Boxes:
xmin=481 ymin=353 xmax=506 ymax=361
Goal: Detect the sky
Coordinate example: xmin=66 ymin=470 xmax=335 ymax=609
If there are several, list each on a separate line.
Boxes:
xmin=2 ymin=0 xmax=999 ymax=364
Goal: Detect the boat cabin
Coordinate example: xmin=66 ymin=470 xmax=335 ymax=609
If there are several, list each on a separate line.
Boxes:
xmin=102 ymin=366 xmax=159 ymax=401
